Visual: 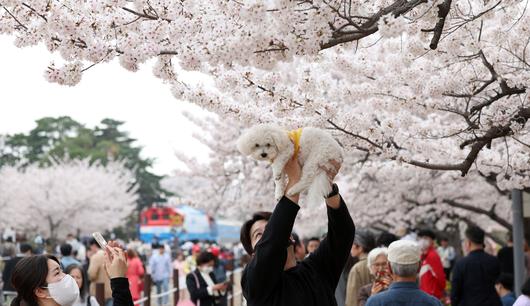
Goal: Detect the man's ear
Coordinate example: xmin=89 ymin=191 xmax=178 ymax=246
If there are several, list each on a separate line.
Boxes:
xmin=35 ymin=287 xmax=48 ymax=299
xmin=387 ymin=262 xmax=393 ymax=275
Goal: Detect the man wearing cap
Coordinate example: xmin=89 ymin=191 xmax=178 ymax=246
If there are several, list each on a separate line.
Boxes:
xmin=451 ymin=226 xmax=501 ymax=306
xmin=417 ymin=229 xmax=446 ymax=299
xmin=365 ymin=240 xmax=442 ymax=306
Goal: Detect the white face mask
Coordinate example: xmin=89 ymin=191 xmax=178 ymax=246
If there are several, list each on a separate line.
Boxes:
xmin=418 ymin=238 xmax=430 ymax=251
xmin=44 ymin=274 xmax=80 ymax=306
xmin=200 ymin=266 xmax=214 ymax=274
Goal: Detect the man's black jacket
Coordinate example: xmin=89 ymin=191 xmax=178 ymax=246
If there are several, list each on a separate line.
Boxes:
xmin=451 ymin=249 xmax=502 ymax=306
xmin=242 ymin=195 xmax=355 ymax=306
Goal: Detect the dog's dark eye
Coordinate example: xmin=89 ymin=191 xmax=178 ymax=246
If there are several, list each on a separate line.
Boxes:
xmin=266 ymin=143 xmax=271 ymax=147
xmin=255 ymin=144 xmax=259 ymax=147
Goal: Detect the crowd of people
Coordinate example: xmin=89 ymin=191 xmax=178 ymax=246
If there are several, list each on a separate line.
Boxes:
xmin=1 ymin=158 xmax=530 ymax=306
xmin=0 ymin=233 xmax=246 ymax=306
xmin=329 ymin=227 xmax=530 ymax=306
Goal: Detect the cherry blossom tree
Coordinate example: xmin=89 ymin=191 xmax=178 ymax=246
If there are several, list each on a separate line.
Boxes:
xmin=0 ymin=159 xmax=138 ymax=240
xmin=1 ymin=0 xmax=529 ymax=234
xmin=166 ymin=114 xmax=514 ymax=239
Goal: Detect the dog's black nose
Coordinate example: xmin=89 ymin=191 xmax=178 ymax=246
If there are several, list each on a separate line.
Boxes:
xmin=261 ymin=153 xmax=267 ymax=158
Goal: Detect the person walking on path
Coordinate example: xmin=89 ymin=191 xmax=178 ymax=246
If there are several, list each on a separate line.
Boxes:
xmin=365 ymin=240 xmax=442 ymax=306
xmin=417 ymin=229 xmax=445 ymax=299
xmin=66 ymin=264 xmax=100 ymax=306
xmin=357 ymin=247 xmax=391 ymax=306
xmin=87 ymin=238 xmax=113 ymax=306
xmin=186 ymin=251 xmax=228 ymax=306
xmin=61 ymin=243 xmax=81 ymax=270
xmin=149 ymin=244 xmax=172 ymax=306
xmin=497 ymin=233 xmax=514 ymax=277
xmin=514 ymin=277 xmax=530 ymax=306
xmin=436 ymin=237 xmax=455 ymax=281
xmin=346 ymin=230 xmax=376 ymax=306
xmin=126 ymin=249 xmax=145 ymax=302
xmin=2 ymin=243 xmax=32 ymax=293
xmin=240 ymin=158 xmax=355 ymax=306
xmin=495 ymin=273 xmax=516 ymax=306
xmin=451 ymin=226 xmax=501 ymax=306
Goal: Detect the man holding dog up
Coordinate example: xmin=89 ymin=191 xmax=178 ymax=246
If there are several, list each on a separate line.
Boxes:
xmin=240 ymin=157 xmax=355 ymax=306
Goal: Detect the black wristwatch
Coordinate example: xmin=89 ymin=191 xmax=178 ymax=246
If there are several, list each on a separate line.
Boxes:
xmin=326 ymin=183 xmax=339 ymax=198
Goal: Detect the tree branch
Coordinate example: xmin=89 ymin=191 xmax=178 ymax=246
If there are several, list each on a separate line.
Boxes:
xmin=2 ymin=6 xmax=28 ymax=31
xmin=321 ymin=0 xmax=428 ymax=50
xmin=429 ymin=0 xmax=452 ymax=49
xmin=443 ymin=199 xmax=512 ymax=230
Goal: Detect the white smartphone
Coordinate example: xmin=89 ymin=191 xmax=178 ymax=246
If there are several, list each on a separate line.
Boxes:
xmin=92 ymin=232 xmax=107 ymax=249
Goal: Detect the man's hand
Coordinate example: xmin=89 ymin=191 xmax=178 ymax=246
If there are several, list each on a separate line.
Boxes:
xmin=323 ymin=160 xmax=342 ymax=209
xmin=104 ymin=241 xmax=128 ymax=279
xmin=323 ymin=160 xmax=341 ymax=182
xmin=284 ymin=157 xmax=301 ymax=203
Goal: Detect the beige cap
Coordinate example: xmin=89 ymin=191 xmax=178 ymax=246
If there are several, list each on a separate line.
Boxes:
xmin=387 ymin=240 xmax=421 ymax=265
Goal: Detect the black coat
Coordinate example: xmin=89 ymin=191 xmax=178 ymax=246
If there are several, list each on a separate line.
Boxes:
xmin=242 ymin=196 xmax=355 ymax=306
xmin=2 ymin=256 xmax=22 ymax=291
xmin=451 ymin=250 xmax=502 ymax=306
xmin=186 ymin=270 xmax=224 ymax=306
xmin=110 ymin=277 xmax=134 ymax=306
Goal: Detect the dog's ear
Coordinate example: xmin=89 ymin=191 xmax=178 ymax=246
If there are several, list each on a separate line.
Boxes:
xmin=270 ymin=128 xmax=290 ymax=152
xmin=237 ymin=130 xmax=254 ymax=156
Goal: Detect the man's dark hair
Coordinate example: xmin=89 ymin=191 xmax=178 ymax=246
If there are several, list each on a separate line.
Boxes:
xmin=376 ymin=232 xmax=398 ymax=247
xmin=522 ymin=277 xmax=530 ymax=296
xmin=307 ymin=237 xmax=320 ymax=243
xmin=417 ymin=229 xmax=436 ymax=240
xmin=439 ymin=236 xmax=449 ymax=243
xmin=465 ymin=226 xmax=485 ymax=245
xmin=19 ymin=243 xmax=33 ymax=254
xmin=496 ymin=273 xmax=514 ymax=292
xmin=292 ymin=233 xmax=302 ymax=247
xmin=60 ymin=243 xmax=73 ymax=257
xmin=89 ymin=238 xmax=100 ymax=248
xmin=354 ymin=230 xmax=376 ymax=253
xmin=240 ymin=211 xmax=272 ymax=255
xmin=196 ymin=251 xmax=216 ymax=266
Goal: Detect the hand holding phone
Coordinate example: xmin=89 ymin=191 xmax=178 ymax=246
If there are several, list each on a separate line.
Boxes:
xmin=92 ymin=232 xmax=108 ymax=249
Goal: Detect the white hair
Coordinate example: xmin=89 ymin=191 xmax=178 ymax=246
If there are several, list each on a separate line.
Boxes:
xmin=389 ymin=262 xmax=420 ymax=277
xmin=367 ymin=247 xmax=388 ymax=274
xmin=367 ymin=247 xmax=388 ymax=267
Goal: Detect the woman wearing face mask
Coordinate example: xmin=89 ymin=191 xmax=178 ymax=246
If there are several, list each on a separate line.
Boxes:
xmin=185 ymin=252 xmax=228 ymax=306
xmin=10 ymin=255 xmax=80 ymax=306
xmin=65 ymin=264 xmax=99 ymax=306
xmin=11 ymin=242 xmax=133 ymax=306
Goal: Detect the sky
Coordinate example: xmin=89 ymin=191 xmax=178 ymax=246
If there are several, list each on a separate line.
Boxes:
xmin=0 ymin=36 xmax=210 ymax=176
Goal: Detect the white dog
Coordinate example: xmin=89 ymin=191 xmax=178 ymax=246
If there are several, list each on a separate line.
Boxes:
xmin=237 ymin=124 xmax=343 ymax=206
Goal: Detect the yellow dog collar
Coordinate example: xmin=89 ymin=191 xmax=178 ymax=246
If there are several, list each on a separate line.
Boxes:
xmin=287 ymin=128 xmax=303 ymax=159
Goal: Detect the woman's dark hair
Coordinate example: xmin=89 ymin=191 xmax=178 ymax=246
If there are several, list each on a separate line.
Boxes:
xmin=65 ymin=264 xmax=88 ymax=302
xmin=196 ymin=252 xmax=216 ymax=266
xmin=240 ymin=211 xmax=272 ymax=255
xmin=522 ymin=277 xmax=530 ymax=296
xmin=11 ymin=255 xmax=60 ymax=306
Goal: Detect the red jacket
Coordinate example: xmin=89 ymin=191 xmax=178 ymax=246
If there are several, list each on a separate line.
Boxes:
xmin=420 ymin=246 xmax=446 ymax=299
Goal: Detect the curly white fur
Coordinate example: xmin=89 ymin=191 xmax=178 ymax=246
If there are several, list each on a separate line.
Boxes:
xmin=237 ymin=124 xmax=343 ymax=207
